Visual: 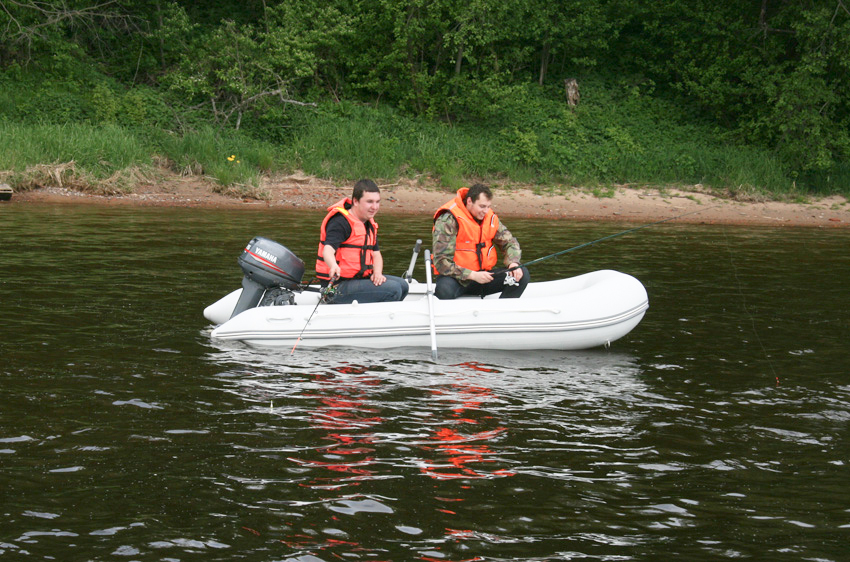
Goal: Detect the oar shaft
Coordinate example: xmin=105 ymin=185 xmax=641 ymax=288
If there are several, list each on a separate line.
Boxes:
xmin=403 ymin=239 xmax=422 ymax=281
xmin=424 ymin=250 xmax=438 ymax=361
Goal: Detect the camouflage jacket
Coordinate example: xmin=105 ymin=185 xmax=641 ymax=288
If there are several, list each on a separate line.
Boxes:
xmin=432 ymin=212 xmax=522 ymax=283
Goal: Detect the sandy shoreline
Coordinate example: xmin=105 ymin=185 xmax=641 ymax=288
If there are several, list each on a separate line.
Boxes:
xmin=5 ymin=174 xmax=849 ymax=228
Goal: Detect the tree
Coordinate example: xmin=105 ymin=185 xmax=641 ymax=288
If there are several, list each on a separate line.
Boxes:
xmin=610 ymin=0 xmax=850 ymax=172
xmin=0 ymin=0 xmax=133 ymax=64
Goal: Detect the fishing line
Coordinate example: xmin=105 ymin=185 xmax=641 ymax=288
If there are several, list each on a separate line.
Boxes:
xmin=498 ymin=205 xmax=720 ymax=274
xmin=721 ymin=227 xmax=780 ymax=386
xmin=290 ymin=283 xmax=336 ymax=355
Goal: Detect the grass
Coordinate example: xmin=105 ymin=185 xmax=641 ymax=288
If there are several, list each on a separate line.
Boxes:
xmin=0 ymin=122 xmax=149 ymax=176
xmin=1 ymin=83 xmax=848 ymax=200
xmin=152 ymin=126 xmax=282 ymax=187
xmin=0 ymin=122 xmax=154 ymax=193
xmin=0 ymin=121 xmax=280 ymax=193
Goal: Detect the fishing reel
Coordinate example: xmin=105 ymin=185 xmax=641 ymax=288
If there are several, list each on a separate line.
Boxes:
xmin=503 ymin=275 xmax=518 ymax=287
xmin=319 ymin=284 xmax=338 ymax=304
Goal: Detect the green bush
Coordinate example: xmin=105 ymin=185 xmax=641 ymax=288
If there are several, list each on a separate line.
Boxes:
xmin=1 ymin=59 xmax=847 ymax=198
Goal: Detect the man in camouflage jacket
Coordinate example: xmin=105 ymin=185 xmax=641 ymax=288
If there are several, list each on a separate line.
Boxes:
xmin=431 ymin=184 xmax=530 ymax=299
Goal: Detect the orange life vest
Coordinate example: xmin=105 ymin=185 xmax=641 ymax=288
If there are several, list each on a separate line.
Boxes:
xmin=432 ymin=187 xmax=499 ymax=274
xmin=316 ymin=198 xmax=378 ymax=281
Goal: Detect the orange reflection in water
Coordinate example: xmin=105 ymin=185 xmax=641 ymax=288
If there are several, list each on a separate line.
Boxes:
xmin=274 ymin=362 xmax=513 ymax=560
xmin=419 ymin=370 xmax=515 ymax=481
xmin=288 ymin=366 xmax=383 ymax=483
xmin=277 ymin=367 xmax=385 ymax=555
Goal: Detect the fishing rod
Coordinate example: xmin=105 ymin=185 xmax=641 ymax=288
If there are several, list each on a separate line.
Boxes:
xmin=292 ymin=239 xmax=423 ymax=355
xmin=290 ymin=281 xmax=337 ymax=355
xmin=498 ymin=205 xmax=718 ymax=274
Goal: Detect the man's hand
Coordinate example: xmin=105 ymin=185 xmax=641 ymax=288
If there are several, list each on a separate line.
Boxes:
xmin=328 ymin=263 xmax=341 ymax=282
xmin=507 ymin=263 xmax=523 ymax=281
xmin=468 ymin=270 xmax=494 ymax=284
xmin=370 ymin=251 xmax=386 ymax=286
xmin=322 ymin=245 xmax=342 ymax=282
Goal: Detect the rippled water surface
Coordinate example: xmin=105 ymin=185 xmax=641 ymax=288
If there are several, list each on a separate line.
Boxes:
xmin=1 ymin=204 xmax=848 ymax=561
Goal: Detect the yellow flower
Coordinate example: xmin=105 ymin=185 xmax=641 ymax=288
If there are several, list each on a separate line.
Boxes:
xmin=227 ymin=155 xmax=235 ymax=161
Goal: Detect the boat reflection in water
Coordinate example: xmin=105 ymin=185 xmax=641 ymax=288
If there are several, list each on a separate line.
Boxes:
xmin=203 ymin=343 xmax=648 ymax=557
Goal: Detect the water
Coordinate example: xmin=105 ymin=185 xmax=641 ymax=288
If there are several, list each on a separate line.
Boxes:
xmin=1 ymin=204 xmax=848 ymax=561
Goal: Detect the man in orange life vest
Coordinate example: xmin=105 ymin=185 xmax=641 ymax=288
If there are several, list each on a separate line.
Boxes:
xmin=316 ymin=179 xmax=409 ymax=304
xmin=432 ymin=184 xmax=529 ymax=299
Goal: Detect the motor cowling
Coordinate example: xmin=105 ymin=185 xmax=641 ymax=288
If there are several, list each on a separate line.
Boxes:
xmin=230 ymin=237 xmax=305 ymax=319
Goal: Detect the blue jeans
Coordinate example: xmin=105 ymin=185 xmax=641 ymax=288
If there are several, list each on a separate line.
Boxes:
xmin=327 ymin=275 xmax=409 ymax=304
xmin=434 ymin=267 xmax=530 ymax=299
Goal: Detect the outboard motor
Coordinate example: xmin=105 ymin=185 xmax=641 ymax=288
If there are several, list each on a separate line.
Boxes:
xmin=230 ymin=237 xmax=305 ymax=319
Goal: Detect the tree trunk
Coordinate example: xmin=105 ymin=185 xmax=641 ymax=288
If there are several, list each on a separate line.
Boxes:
xmin=564 ymin=78 xmax=579 ymax=107
xmin=155 ymin=0 xmax=165 ymax=71
xmin=538 ymin=43 xmax=550 ymax=86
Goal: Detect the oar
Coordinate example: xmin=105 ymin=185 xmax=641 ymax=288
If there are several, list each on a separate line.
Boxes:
xmin=498 ymin=205 xmax=719 ymax=274
xmin=402 ymin=239 xmax=422 ymax=281
xmin=424 ymin=250 xmax=438 ymax=361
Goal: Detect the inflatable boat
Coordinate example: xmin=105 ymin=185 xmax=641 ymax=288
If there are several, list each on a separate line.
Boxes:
xmin=203 ymin=237 xmax=648 ymax=351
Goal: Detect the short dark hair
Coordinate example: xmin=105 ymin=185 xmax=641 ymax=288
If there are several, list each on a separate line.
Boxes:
xmin=466 ymin=183 xmax=492 ymax=204
xmin=352 ymin=179 xmax=379 ymax=201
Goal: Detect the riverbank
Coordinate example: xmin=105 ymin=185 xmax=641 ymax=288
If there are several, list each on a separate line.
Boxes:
xmin=6 ymin=173 xmax=849 ymax=227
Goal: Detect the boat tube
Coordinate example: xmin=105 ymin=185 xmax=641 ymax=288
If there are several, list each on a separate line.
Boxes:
xmin=204 ymin=238 xmax=649 ymax=351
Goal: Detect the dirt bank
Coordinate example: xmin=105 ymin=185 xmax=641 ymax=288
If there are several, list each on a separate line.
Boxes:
xmin=6 ymin=173 xmax=849 ymax=228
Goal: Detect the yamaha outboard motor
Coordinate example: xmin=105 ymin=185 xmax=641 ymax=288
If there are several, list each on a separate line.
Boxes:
xmin=230 ymin=237 xmax=305 ymax=319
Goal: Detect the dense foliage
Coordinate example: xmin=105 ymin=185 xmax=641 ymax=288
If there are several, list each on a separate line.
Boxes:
xmin=1 ymin=0 xmax=848 ymax=193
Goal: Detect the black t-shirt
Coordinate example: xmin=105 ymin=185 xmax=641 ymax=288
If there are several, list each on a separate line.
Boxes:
xmin=324 ymin=213 xmax=379 ymax=252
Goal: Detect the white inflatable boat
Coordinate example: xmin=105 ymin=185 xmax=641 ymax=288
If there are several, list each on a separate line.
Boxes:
xmin=204 ymin=237 xmax=648 ymax=350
